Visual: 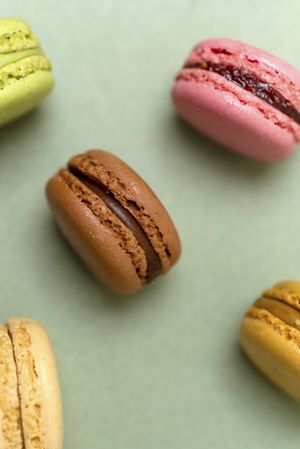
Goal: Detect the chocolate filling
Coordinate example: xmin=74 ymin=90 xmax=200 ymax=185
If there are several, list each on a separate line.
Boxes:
xmin=69 ymin=168 xmax=162 ymax=282
xmin=184 ymin=61 xmax=300 ymax=125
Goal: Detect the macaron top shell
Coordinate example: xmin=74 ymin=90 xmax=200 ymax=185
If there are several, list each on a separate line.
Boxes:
xmin=187 ymin=38 xmax=300 ymax=97
xmin=0 ymin=18 xmax=39 ymax=53
xmin=6 ymin=318 xmax=63 ymax=449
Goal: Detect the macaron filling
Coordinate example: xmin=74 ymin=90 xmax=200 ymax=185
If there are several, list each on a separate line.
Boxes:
xmin=0 ymin=54 xmax=51 ymax=89
xmin=183 ymin=61 xmax=300 ymax=125
xmin=0 ymin=47 xmax=44 ymax=69
xmin=69 ymin=169 xmax=162 ymax=282
xmin=255 ymin=297 xmax=300 ymax=331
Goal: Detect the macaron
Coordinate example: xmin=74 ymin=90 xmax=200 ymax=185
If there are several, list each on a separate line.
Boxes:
xmin=172 ymin=38 xmax=300 ymax=162
xmin=0 ymin=18 xmax=54 ymax=126
xmin=0 ymin=317 xmax=63 ymax=449
xmin=46 ymin=149 xmax=181 ymax=294
xmin=240 ymin=281 xmax=300 ymax=401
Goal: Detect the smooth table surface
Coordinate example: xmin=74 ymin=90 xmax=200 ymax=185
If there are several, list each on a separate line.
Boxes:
xmin=1 ymin=1 xmax=300 ymax=448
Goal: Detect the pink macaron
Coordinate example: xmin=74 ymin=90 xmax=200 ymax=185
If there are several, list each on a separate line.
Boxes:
xmin=172 ymin=38 xmax=300 ymax=162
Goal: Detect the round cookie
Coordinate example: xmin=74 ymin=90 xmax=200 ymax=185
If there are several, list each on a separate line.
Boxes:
xmin=240 ymin=281 xmax=300 ymax=401
xmin=172 ymin=38 xmax=300 ymax=161
xmin=46 ymin=149 xmax=181 ymax=294
xmin=0 ymin=18 xmax=54 ymax=126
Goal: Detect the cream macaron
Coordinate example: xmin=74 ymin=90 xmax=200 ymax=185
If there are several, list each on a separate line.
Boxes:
xmin=240 ymin=281 xmax=300 ymax=401
xmin=0 ymin=318 xmax=63 ymax=449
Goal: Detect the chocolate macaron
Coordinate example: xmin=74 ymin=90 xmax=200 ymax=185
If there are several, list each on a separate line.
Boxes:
xmin=46 ymin=150 xmax=181 ymax=294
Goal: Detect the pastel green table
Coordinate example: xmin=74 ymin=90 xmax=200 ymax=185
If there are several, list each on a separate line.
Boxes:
xmin=1 ymin=1 xmax=300 ymax=448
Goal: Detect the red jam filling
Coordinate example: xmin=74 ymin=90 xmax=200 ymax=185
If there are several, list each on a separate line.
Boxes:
xmin=184 ymin=61 xmax=300 ymax=125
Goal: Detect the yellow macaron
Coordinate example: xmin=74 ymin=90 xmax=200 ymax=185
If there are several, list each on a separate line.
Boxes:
xmin=240 ymin=281 xmax=300 ymax=401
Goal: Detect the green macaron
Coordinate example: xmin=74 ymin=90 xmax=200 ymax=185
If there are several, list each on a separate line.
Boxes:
xmin=0 ymin=18 xmax=54 ymax=126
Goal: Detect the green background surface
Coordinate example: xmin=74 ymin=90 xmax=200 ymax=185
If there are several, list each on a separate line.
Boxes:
xmin=1 ymin=1 xmax=300 ymax=448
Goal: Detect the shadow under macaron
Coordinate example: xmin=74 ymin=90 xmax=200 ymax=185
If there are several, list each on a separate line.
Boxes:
xmin=0 ymin=108 xmax=47 ymax=164
xmin=215 ymin=338 xmax=300 ymax=443
xmin=168 ymin=114 xmax=294 ymax=182
xmin=234 ymin=342 xmax=300 ymax=412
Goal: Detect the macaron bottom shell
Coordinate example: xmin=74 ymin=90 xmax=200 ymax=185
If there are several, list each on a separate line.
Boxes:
xmin=172 ymin=80 xmax=297 ymax=162
xmin=240 ymin=309 xmax=300 ymax=401
xmin=0 ymin=69 xmax=54 ymax=126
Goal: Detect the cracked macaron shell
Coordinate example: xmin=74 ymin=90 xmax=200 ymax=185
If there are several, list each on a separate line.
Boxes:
xmin=0 ymin=18 xmax=54 ymax=126
xmin=46 ymin=149 xmax=181 ymax=294
xmin=240 ymin=281 xmax=300 ymax=401
xmin=172 ymin=38 xmax=300 ymax=162
xmin=6 ymin=318 xmax=63 ymax=449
